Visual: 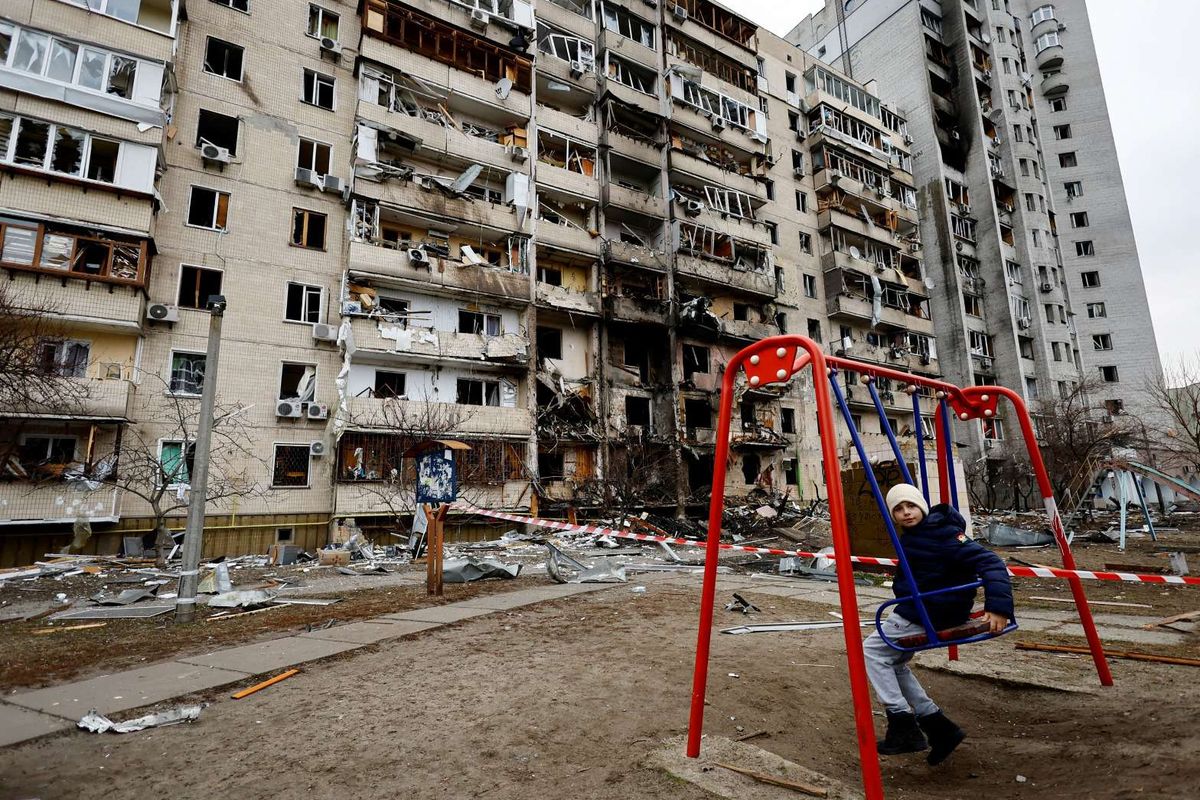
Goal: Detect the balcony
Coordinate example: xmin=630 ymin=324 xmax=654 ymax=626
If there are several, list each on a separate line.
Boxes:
xmin=720 ymin=318 xmax=777 ymax=341
xmin=826 ymin=292 xmax=929 ymax=333
xmin=604 ymin=239 xmax=669 ymax=271
xmin=604 ymin=35 xmax=659 ymax=72
xmin=670 ymin=104 xmax=761 ymax=156
xmin=5 ymin=378 xmax=133 ymax=421
xmin=355 ymin=180 xmax=522 ymax=232
xmin=32 ymin=0 xmax=176 ymax=61
xmin=606 ymin=293 xmax=669 ymax=324
xmin=606 ymin=185 xmax=666 ymax=217
xmin=680 ymin=205 xmax=774 ymax=249
xmin=357 ymin=102 xmax=520 ymax=174
xmin=335 ymin=479 xmax=530 ymax=515
xmin=360 ymin=36 xmax=531 ymax=117
xmin=536 ymin=0 xmax=597 ymax=41
xmin=0 ymin=483 xmax=122 ymax=526
xmin=675 ymin=254 xmax=775 ymax=298
xmin=814 ymin=169 xmax=917 ymax=224
xmin=539 ymin=55 xmax=600 ymax=96
xmin=608 ymin=129 xmax=663 ymax=165
xmin=5 ymin=270 xmax=145 ymax=332
xmin=817 ymin=208 xmax=898 ymax=247
xmin=603 ymin=79 xmax=662 ymax=118
xmin=667 ymin=10 xmax=757 ymax=70
xmin=1035 ymin=45 xmax=1064 ymax=71
xmin=668 ymin=151 xmax=765 ymax=200
xmin=348 ymin=317 xmax=530 ymax=367
xmin=0 ymin=174 xmax=154 ymax=235
xmin=538 ymin=105 xmax=599 ymax=145
xmin=1041 ymin=72 xmax=1069 ymax=97
xmin=348 ymin=240 xmax=530 ymax=301
xmin=805 ymin=126 xmax=891 ymax=171
xmin=537 ymin=219 xmax=602 ymax=255
xmin=537 ymin=162 xmax=600 ymax=199
xmin=536 ymin=282 xmax=602 ymax=315
xmin=392 ymin=0 xmax=531 ymax=49
xmin=344 ymin=397 xmax=532 ymax=437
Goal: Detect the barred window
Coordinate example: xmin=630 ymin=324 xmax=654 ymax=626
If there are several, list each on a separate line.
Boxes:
xmin=273 ymin=444 xmax=311 ymax=487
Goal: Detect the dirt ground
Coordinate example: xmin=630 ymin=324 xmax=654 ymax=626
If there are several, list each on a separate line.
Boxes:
xmin=1 ymin=579 xmax=1199 ymax=800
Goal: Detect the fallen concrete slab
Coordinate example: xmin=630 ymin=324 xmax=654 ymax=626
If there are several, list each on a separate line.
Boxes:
xmin=383 ymin=605 xmax=495 ymax=625
xmin=7 ymin=662 xmax=250 ymax=718
xmin=178 ymin=636 xmax=361 ymax=675
xmin=0 ymin=704 xmax=73 ymax=746
xmin=647 ymin=735 xmax=863 ymax=800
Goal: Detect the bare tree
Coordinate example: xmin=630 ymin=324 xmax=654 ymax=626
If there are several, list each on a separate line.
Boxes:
xmin=0 ymin=283 xmax=89 ymax=464
xmin=1032 ymin=377 xmax=1136 ymax=498
xmin=594 ymin=429 xmax=679 ymax=519
xmin=103 ymin=371 xmax=264 ymax=565
xmin=339 ymin=396 xmax=490 ymax=533
xmin=1143 ymin=354 xmax=1200 ymax=474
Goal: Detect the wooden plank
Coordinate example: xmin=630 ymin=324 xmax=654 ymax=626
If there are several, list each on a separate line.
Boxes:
xmin=32 ymin=622 xmax=107 ymax=635
xmin=1016 ymin=641 xmax=1200 ymax=667
xmin=231 ymin=669 xmax=300 ymax=699
xmin=1028 ymin=596 xmax=1152 ymax=609
xmin=1141 ymin=609 xmax=1200 ymax=630
xmin=714 ymin=762 xmax=828 ymax=798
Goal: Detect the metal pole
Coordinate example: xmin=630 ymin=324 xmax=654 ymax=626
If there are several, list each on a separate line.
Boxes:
xmin=175 ymin=296 xmax=226 ymax=623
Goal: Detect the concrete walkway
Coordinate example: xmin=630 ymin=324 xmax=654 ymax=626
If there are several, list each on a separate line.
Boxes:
xmin=0 ymin=581 xmax=612 ymax=749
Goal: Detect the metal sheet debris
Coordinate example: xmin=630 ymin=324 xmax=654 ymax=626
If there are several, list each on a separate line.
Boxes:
xmin=544 ymin=543 xmax=626 ymax=584
xmin=207 ymin=590 xmax=278 ymax=608
xmin=983 ymin=522 xmax=1054 ymax=547
xmin=722 ymin=620 xmax=874 ymax=635
xmin=442 ymin=557 xmax=522 ymax=583
xmin=89 ymin=588 xmax=157 ymax=606
xmin=49 ymin=605 xmax=174 ymax=621
xmin=78 ymin=704 xmax=204 ymax=734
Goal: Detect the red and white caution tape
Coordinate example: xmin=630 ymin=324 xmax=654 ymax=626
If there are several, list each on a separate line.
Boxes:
xmin=454 ymin=503 xmax=1200 ymax=587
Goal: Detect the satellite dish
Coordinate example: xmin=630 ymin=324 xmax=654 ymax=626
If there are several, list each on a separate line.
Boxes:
xmin=849 ymin=246 xmax=862 ymax=259
xmin=494 ymin=78 xmax=513 ymax=100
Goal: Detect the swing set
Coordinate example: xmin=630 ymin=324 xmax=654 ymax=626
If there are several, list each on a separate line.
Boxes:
xmin=686 ymin=335 xmax=1112 ymax=800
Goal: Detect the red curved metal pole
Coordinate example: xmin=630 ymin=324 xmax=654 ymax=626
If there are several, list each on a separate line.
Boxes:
xmin=686 ymin=336 xmax=884 ymax=800
xmin=991 ymin=387 xmax=1113 ymax=686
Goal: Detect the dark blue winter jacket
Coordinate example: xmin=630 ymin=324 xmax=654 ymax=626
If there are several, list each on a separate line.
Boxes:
xmin=891 ymin=504 xmax=1014 ymax=630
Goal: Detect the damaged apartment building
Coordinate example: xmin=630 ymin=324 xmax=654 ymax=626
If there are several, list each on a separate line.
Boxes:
xmin=0 ymin=0 xmax=942 ymax=563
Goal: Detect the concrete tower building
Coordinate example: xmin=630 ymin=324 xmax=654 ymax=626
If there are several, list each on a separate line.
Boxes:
xmin=789 ymin=0 xmax=1161 ymax=484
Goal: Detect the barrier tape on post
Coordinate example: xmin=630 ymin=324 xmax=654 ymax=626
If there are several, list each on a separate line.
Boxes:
xmin=454 ymin=504 xmax=1200 ymax=587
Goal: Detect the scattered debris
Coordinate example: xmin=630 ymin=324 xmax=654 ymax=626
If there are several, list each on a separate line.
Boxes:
xmin=983 ymin=522 xmax=1054 ymax=547
xmin=231 ymin=669 xmax=300 ymax=699
xmin=724 ymin=594 xmax=760 ymax=615
xmin=89 ymin=588 xmax=158 ymax=606
xmin=49 ymin=605 xmax=173 ymax=621
xmin=442 ymin=557 xmax=521 ymax=583
xmin=544 ymin=543 xmax=626 ymax=584
xmin=722 ymin=620 xmax=872 ymax=635
xmin=1029 ymin=596 xmax=1152 ymax=609
xmin=208 ymin=590 xmax=277 ymax=608
xmin=1016 ymin=642 xmax=1200 ymax=667
xmin=78 ymin=704 xmax=204 ymax=734
xmin=1141 ymin=609 xmax=1200 ymax=631
xmin=32 ymin=622 xmax=107 ymax=635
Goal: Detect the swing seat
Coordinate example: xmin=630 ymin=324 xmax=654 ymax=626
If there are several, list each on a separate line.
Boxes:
xmin=894 ymin=616 xmax=991 ymax=648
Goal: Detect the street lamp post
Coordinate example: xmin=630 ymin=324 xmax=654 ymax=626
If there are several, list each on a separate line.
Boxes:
xmin=175 ymin=295 xmax=226 ymax=623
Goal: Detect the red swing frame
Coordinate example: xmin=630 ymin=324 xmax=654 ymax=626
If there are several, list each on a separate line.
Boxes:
xmin=685 ymin=335 xmax=1111 ymax=800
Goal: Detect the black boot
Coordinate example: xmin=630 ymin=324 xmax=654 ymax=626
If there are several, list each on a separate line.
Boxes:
xmin=918 ymin=711 xmax=966 ymax=765
xmin=877 ymin=711 xmax=928 ymax=755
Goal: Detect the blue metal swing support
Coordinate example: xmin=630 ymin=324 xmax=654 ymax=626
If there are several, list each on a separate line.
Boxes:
xmin=829 ymin=370 xmax=1017 ymax=653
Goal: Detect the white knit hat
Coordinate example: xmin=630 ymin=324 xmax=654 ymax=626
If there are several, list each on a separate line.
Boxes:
xmin=886 ymin=483 xmax=929 ymax=517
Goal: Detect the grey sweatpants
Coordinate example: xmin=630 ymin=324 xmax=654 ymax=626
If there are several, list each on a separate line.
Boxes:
xmin=862 ymin=613 xmax=939 ymax=716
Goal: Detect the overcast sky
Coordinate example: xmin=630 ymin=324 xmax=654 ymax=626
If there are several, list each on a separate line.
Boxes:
xmin=733 ymin=0 xmax=1199 ymax=370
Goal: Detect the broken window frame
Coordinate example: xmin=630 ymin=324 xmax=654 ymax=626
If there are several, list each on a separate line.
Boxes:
xmin=196 ymin=108 xmax=240 ymax=155
xmin=536 ymin=128 xmax=597 ymax=175
xmin=806 ymin=67 xmax=881 ymax=119
xmin=458 ymin=309 xmax=502 ymax=336
xmin=545 ymin=0 xmax=594 ymax=18
xmin=604 ymin=53 xmax=655 ymax=95
xmin=306 ymin=4 xmax=340 ymax=40
xmin=682 ymin=344 xmax=710 ymax=379
xmin=168 ymin=350 xmax=207 ymax=396
xmin=950 ymin=214 xmax=976 ymax=243
xmin=272 ymin=443 xmax=312 ymax=488
xmin=364 ymin=1 xmax=533 ymax=93
xmin=0 ymin=217 xmax=147 ymax=285
xmin=158 ymin=440 xmax=196 ymax=488
xmin=679 ymin=80 xmax=754 ymax=131
xmin=177 ymin=264 xmax=224 ymax=310
xmin=809 ymin=105 xmax=884 ymax=153
xmin=203 ymin=36 xmax=244 ymax=82
xmin=968 ymin=330 xmax=994 ymax=358
xmin=537 ymin=27 xmax=595 ymax=71
xmin=291 ymin=208 xmax=328 ymax=250
xmin=284 ymin=282 xmax=323 ymax=324
xmin=187 ymin=186 xmax=231 ymax=231
xmin=0 ymin=23 xmax=155 ymax=104
xmin=38 ymin=338 xmax=90 ymax=378
xmin=676 ymin=221 xmax=767 ymax=272
xmin=703 ymin=185 xmax=757 ymax=221
xmin=372 ymin=370 xmax=407 ymax=399
xmin=297 ymin=137 xmax=332 ymax=178
xmin=1009 ymin=294 xmax=1032 ymax=321
xmin=456 ymin=377 xmax=501 ymax=407
xmin=302 ymin=68 xmax=336 ymax=110
xmin=601 ymin=4 xmax=655 ymax=49
xmin=665 ymin=29 xmax=755 ymax=94
xmin=0 ymin=113 xmax=128 ymax=189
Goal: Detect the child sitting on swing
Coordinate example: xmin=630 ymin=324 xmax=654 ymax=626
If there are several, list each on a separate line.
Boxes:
xmin=863 ymin=483 xmax=1014 ymax=765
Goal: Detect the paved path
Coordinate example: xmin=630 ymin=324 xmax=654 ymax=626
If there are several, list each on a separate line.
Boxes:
xmin=0 ymin=581 xmax=611 ymax=749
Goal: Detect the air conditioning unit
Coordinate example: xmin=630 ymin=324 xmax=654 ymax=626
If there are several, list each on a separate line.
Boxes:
xmin=508 ymin=145 xmax=529 ymax=163
xmin=312 ymin=323 xmax=338 ymax=342
xmin=1040 ymin=282 xmax=1053 ymax=292
xmin=711 ymin=117 xmax=726 ymax=131
xmin=277 ymin=400 xmax=304 ymax=418
xmin=342 ymin=301 xmax=363 ymax=315
xmin=470 ymin=9 xmax=489 ymax=28
xmin=319 ymin=37 xmax=342 ymax=57
xmin=569 ymin=60 xmax=586 ymax=77
xmin=294 ymin=167 xmax=322 ymax=189
xmin=408 ymin=248 xmax=430 ymax=266
xmin=903 ymin=133 xmax=914 ymax=145
xmin=980 ymin=356 xmax=994 ymax=370
xmin=982 ymin=69 xmax=992 ymax=80
xmin=309 ymin=441 xmax=327 ymax=456
xmin=684 ymin=199 xmax=704 ymax=216
xmin=322 ymin=174 xmax=345 ymax=193
xmin=1017 ymin=317 xmax=1031 ymax=329
xmin=984 ymin=439 xmax=995 ymax=449
xmin=795 ymin=128 xmax=806 ymax=142
xmin=146 ymin=303 xmax=178 ymax=323
xmin=200 ymin=143 xmax=231 ymax=165
xmin=307 ymin=403 xmax=330 ymax=420
xmin=671 ymin=3 xmax=687 ymax=21
xmin=793 ymin=167 xmax=805 ymax=179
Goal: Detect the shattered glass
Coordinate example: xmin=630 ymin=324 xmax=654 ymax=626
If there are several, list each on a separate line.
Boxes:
xmin=13 ymin=119 xmax=50 ymax=168
xmin=50 ymin=126 xmax=85 ymax=176
xmin=78 ymin=48 xmax=107 ymax=91
xmin=106 ymin=55 xmax=136 ymax=99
